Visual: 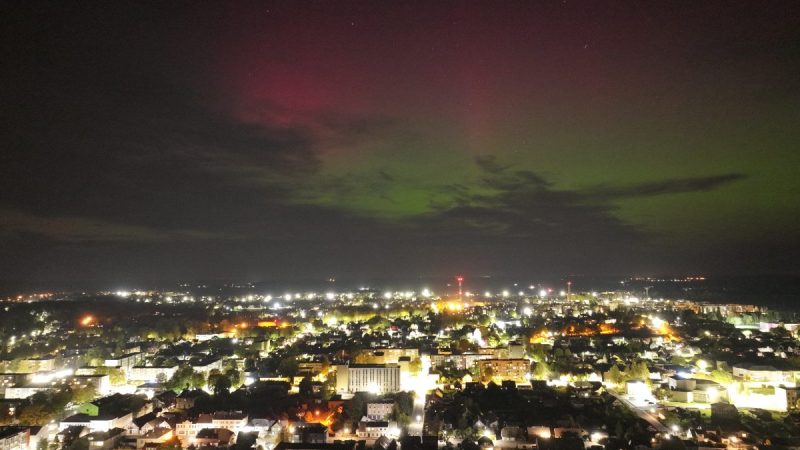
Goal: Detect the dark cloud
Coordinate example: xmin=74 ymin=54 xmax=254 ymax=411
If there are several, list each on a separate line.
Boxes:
xmin=474 ymin=155 xmax=508 ymax=175
xmin=585 ymin=173 xmax=747 ymax=200
xmin=414 ymin=159 xmax=746 ymax=255
xmin=419 ymin=159 xmax=638 ymax=243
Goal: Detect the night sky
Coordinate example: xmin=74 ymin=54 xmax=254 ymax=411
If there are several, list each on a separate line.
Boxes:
xmin=2 ymin=2 xmax=800 ymax=285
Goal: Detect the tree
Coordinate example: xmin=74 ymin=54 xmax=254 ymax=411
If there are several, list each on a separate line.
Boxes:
xmin=408 ymin=359 xmax=422 ymax=375
xmin=70 ymin=385 xmax=99 ymax=404
xmin=299 ymin=375 xmax=314 ymax=397
xmin=606 ymin=365 xmax=624 ymax=385
xmin=710 ymin=369 xmax=734 ymax=385
xmin=165 ymin=365 xmax=195 ymax=392
xmin=532 ymin=361 xmax=550 ymax=380
xmin=225 ymin=368 xmax=243 ymax=389
xmin=0 ymin=404 xmax=13 ymax=425
xmin=65 ymin=438 xmax=89 ymax=450
xmin=627 ymin=361 xmax=650 ymax=383
xmin=278 ymin=356 xmax=299 ymax=381
xmin=482 ymin=366 xmax=494 ymax=383
xmin=211 ymin=374 xmax=232 ymax=396
xmin=190 ymin=371 xmax=206 ymax=389
xmin=390 ymin=404 xmax=411 ymax=429
xmin=17 ymin=403 xmax=51 ymax=425
xmin=344 ymin=393 xmax=367 ymax=420
xmin=94 ymin=367 xmax=126 ymax=385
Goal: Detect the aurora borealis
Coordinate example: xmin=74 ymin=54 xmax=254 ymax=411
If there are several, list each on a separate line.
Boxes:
xmin=2 ymin=1 xmax=799 ymax=284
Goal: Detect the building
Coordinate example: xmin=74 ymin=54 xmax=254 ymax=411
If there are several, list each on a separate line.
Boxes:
xmin=710 ymin=403 xmax=739 ymax=422
xmin=286 ymin=423 xmax=328 ymax=444
xmin=128 ymin=365 xmax=179 ymax=383
xmin=190 ymin=357 xmax=223 ymax=375
xmin=59 ymin=412 xmax=133 ymax=433
xmin=72 ymin=374 xmax=111 ymax=396
xmin=175 ymin=412 xmax=248 ymax=446
xmin=20 ymin=358 xmax=55 ymax=373
xmin=477 ymin=359 xmax=529 ymax=382
xmin=668 ymin=376 xmax=696 ymax=391
xmin=732 ymin=364 xmax=800 ymax=383
xmin=784 ymin=386 xmax=800 ymax=410
xmin=104 ymin=353 xmax=144 ymax=373
xmin=275 ymin=443 xmax=357 ymax=450
xmin=508 ymin=342 xmax=525 ymax=359
xmin=356 ymin=421 xmax=398 ymax=439
xmin=0 ymin=374 xmax=31 ymax=393
xmin=355 ymin=348 xmax=420 ymax=364
xmin=84 ymin=428 xmax=125 ymax=450
xmin=136 ymin=428 xmax=173 ymax=449
xmin=0 ymin=427 xmax=29 ymax=450
xmin=335 ymin=364 xmax=401 ymax=394
xmin=194 ymin=428 xmax=235 ymax=448
xmin=430 ymin=351 xmax=495 ymax=371
xmin=3 ymin=374 xmax=109 ymax=400
xmin=175 ymin=389 xmax=209 ymax=411
xmin=366 ymin=402 xmax=394 ymax=420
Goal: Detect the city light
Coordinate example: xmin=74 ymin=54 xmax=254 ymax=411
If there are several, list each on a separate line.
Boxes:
xmin=2 ymin=4 xmax=793 ymax=448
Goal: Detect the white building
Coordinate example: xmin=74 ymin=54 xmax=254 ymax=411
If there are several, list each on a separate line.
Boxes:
xmin=175 ymin=412 xmax=248 ymax=446
xmin=335 ymin=364 xmax=401 ymax=394
xmin=356 ymin=421 xmax=399 ymax=439
xmin=128 ymin=365 xmax=178 ymax=383
xmin=366 ymin=402 xmax=394 ymax=420
xmin=732 ymin=364 xmax=800 ymax=383
xmin=0 ymin=427 xmax=29 ymax=450
xmin=4 ymin=374 xmax=109 ymax=399
xmin=59 ymin=412 xmax=133 ymax=432
xmin=104 ymin=352 xmax=144 ymax=372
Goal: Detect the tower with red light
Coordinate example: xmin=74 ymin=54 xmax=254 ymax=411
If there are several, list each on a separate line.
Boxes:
xmin=456 ymin=275 xmax=464 ymax=299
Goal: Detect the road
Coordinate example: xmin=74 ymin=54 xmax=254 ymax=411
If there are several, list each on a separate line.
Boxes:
xmin=611 ymin=392 xmax=670 ymax=434
xmin=408 ymin=390 xmax=426 ymax=436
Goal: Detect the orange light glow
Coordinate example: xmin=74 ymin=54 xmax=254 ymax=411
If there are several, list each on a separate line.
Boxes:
xmin=80 ymin=315 xmax=94 ymax=326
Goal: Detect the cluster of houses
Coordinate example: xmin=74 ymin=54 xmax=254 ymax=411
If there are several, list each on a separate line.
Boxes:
xmin=1 ymin=391 xmax=285 ymax=450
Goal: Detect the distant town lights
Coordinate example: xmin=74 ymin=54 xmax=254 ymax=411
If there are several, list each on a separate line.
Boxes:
xmin=539 ymin=289 xmax=548 ymax=297
xmin=325 ymin=292 xmax=335 ymax=300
